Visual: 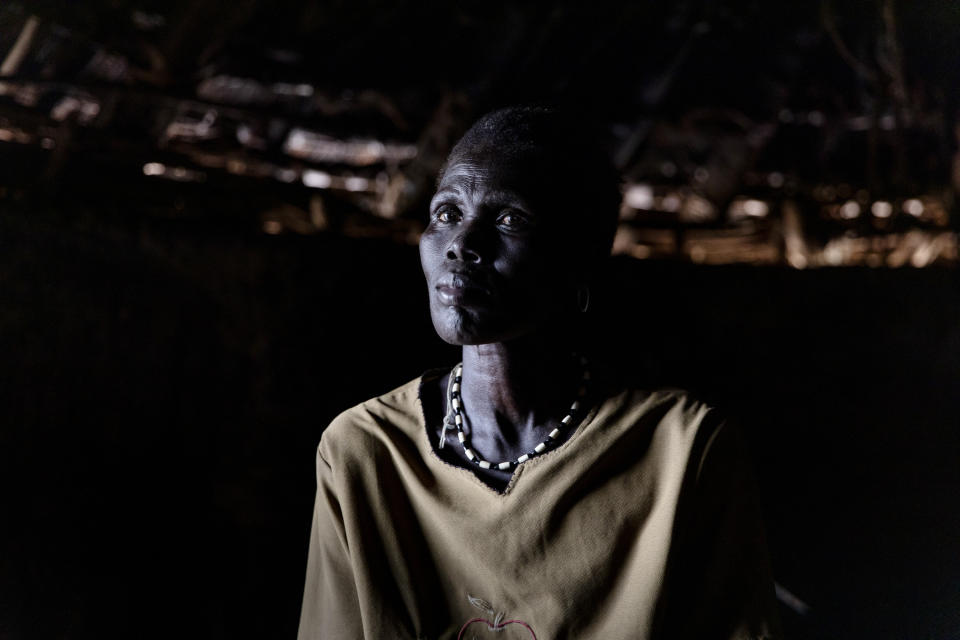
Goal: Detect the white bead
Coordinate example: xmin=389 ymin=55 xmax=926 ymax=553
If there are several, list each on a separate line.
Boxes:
xmin=548 ymin=428 xmax=560 ymax=439
xmin=452 ymin=398 xmax=460 ymax=409
xmin=452 ymin=383 xmax=460 ymax=393
xmin=517 ymin=454 xmax=529 ymax=463
xmin=479 ymin=461 xmax=491 ymax=469
xmin=571 ymin=401 xmax=580 ymax=411
xmin=534 ymin=443 xmax=546 ymax=453
xmin=561 ymin=415 xmax=572 ymax=425
xmin=457 ymin=432 xmax=466 ymax=442
xmin=465 ymin=449 xmax=475 ymax=460
xmin=498 ymin=461 xmax=512 ymax=470
xmin=454 ymin=414 xmax=462 ymax=425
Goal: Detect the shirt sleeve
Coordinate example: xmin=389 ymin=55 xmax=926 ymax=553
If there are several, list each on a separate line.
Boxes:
xmin=297 ymin=446 xmax=364 ymax=640
xmin=657 ymin=415 xmax=783 ymax=640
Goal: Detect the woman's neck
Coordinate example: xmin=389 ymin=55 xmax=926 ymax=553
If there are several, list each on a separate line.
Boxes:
xmin=459 ymin=338 xmax=577 ymax=439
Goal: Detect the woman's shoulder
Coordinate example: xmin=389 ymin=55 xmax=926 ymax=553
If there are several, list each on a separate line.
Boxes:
xmin=591 ymin=359 xmax=715 ymax=405
xmin=621 ymin=386 xmax=717 ymax=413
xmin=592 ymin=382 xmax=736 ymax=489
xmin=595 ymin=365 xmax=722 ymax=430
xmin=592 ymin=373 xmax=727 ymax=455
xmin=317 ymin=374 xmax=428 ymax=467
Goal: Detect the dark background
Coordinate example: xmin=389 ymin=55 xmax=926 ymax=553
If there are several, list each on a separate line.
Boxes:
xmin=2 ymin=1 xmax=960 ymax=639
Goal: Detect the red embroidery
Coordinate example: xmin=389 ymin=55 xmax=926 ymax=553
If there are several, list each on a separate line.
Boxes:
xmin=457 ymin=617 xmax=537 ymax=639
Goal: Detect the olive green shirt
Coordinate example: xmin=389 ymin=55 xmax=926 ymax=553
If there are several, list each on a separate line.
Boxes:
xmin=298 ymin=375 xmax=780 ymax=639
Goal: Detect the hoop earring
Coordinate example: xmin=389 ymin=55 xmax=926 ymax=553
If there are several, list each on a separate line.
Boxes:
xmin=576 ymin=285 xmax=591 ymax=313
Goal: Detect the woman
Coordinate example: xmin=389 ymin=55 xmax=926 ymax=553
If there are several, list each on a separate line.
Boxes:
xmin=298 ymin=107 xmax=781 ymax=639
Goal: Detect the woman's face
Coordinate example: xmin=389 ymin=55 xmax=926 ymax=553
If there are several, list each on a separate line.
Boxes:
xmin=419 ymin=148 xmax=575 ymax=346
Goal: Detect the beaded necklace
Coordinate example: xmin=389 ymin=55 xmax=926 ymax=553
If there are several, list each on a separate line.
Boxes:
xmin=440 ymin=355 xmax=590 ymax=471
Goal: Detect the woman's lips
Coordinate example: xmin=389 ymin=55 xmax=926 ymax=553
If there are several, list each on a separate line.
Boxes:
xmin=435 ymin=274 xmax=492 ymax=305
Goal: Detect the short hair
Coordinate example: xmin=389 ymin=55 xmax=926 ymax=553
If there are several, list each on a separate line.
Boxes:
xmin=441 ymin=106 xmax=621 ymax=270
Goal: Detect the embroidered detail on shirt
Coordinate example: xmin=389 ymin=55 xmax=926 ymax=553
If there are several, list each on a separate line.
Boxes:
xmin=459 ymin=594 xmax=537 ymax=639
xmin=467 ymin=594 xmax=504 ymax=629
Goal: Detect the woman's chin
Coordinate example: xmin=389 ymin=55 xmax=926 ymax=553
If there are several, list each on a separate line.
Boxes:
xmin=430 ymin=300 xmax=554 ymax=346
xmin=433 ymin=316 xmax=541 ymax=347
xmin=432 ymin=307 xmax=500 ymax=346
xmin=434 ymin=323 xmax=493 ymax=346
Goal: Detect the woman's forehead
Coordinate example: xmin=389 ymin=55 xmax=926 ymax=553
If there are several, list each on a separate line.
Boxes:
xmin=437 ymin=149 xmax=555 ymax=201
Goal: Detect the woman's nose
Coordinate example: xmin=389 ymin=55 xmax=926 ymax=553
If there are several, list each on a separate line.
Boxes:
xmin=446 ymin=221 xmax=486 ymax=263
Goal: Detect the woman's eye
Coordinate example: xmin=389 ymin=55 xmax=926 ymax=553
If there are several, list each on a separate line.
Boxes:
xmin=434 ymin=207 xmax=461 ymax=223
xmin=497 ymin=210 xmax=529 ymax=230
